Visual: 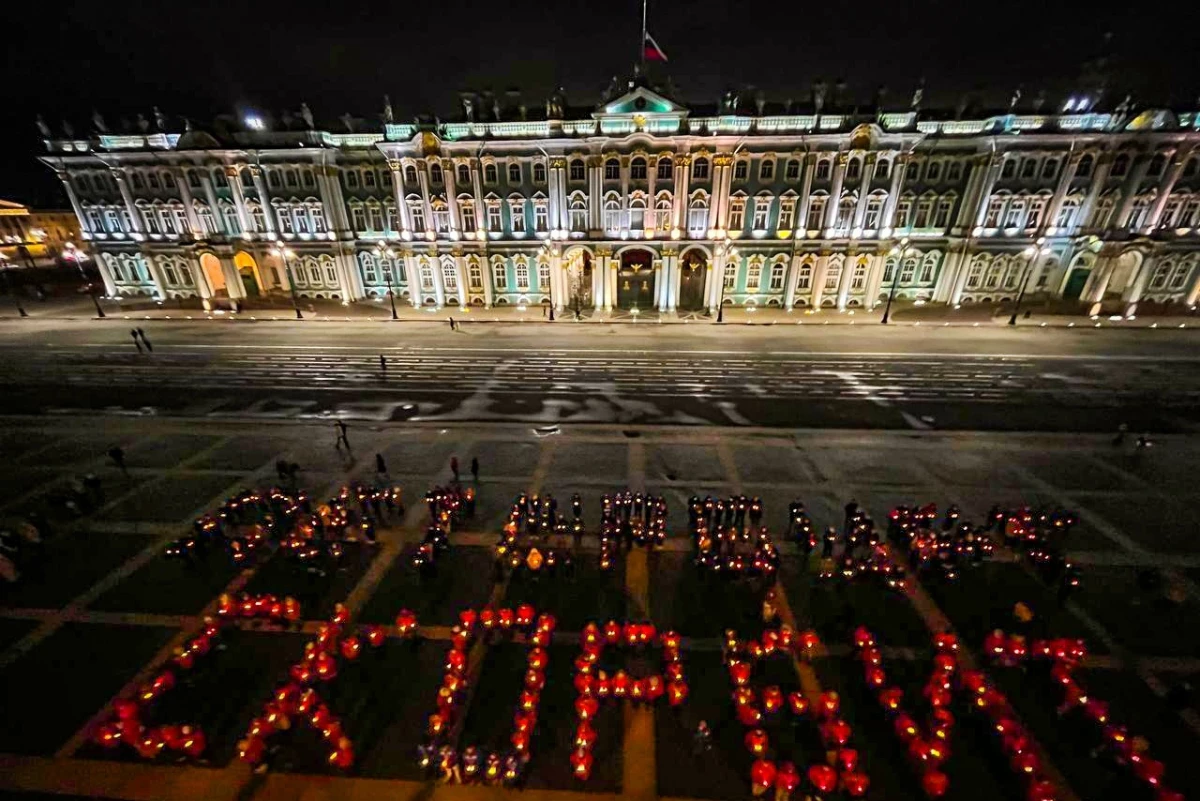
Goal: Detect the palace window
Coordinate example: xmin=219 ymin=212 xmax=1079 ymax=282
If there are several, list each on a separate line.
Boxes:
xmin=1020 ymin=159 xmax=1037 ymax=179
xmin=420 ymin=262 xmax=435 ymax=291
xmin=509 ymin=200 xmax=526 ymax=233
xmin=363 ymin=170 xmax=377 ymax=188
xmin=223 ymin=205 xmax=241 ymax=234
xmin=147 ymin=172 xmax=161 ymax=190
xmin=457 ymin=164 xmax=471 ymax=185
xmin=302 ymin=170 xmax=316 ymax=189
xmin=629 ymin=197 xmax=645 ymax=230
xmin=1076 ymin=154 xmax=1094 ymax=178
xmin=752 ymin=198 xmax=770 ymax=230
xmin=1041 ymin=159 xmax=1058 ymax=180
xmin=346 ymin=170 xmax=360 ymax=189
xmin=808 ymin=196 xmax=827 ymax=228
xmin=900 ymin=257 xmax=918 ymax=285
xmin=534 ymin=162 xmax=547 ymax=183
xmin=1111 ymin=153 xmax=1130 ymax=178
xmin=913 ymin=199 xmax=933 ymax=229
xmin=734 ymin=161 xmax=748 ymax=180
xmin=537 ymin=261 xmax=550 ymax=290
xmin=1127 ymin=198 xmax=1151 ymax=230
xmin=534 ymin=204 xmax=548 ymax=232
xmin=1090 ymin=196 xmax=1116 ymax=229
xmin=508 ymin=163 xmax=522 ymax=184
xmin=692 ymin=157 xmax=709 ymax=180
xmin=515 ymin=261 xmax=530 ymax=290
xmin=724 ymin=261 xmax=737 ymax=289
xmin=368 ymin=205 xmax=384 ymax=231
xmin=785 ymin=159 xmax=801 ymax=180
xmin=487 ymin=204 xmax=502 ymax=232
xmin=947 ymin=161 xmax=963 ymax=181
xmin=985 ymin=196 xmax=1005 ymax=227
xmin=1056 ymin=198 xmax=1080 ymax=229
xmin=1148 ymin=154 xmax=1167 ymax=177
xmin=919 ymin=254 xmax=936 ymax=283
xmin=469 ymin=260 xmax=483 ymax=289
xmin=570 ymin=198 xmax=587 ymax=231
xmin=1170 ymin=260 xmax=1193 ymax=289
xmin=779 ymin=197 xmax=796 ymax=230
xmin=196 ymin=206 xmax=216 ymax=234
xmin=796 ymin=263 xmax=812 ymax=290
xmin=605 ymin=159 xmax=620 ymax=179
xmin=250 ymin=205 xmax=265 ymax=233
xmin=410 ymin=203 xmax=426 ymax=232
xmin=284 ymin=170 xmax=299 ymax=189
xmin=1160 ymin=198 xmax=1182 ymax=228
xmin=461 ymin=203 xmax=476 ymax=233
xmin=769 ymin=262 xmax=785 ymax=290
xmin=688 ymin=197 xmax=708 ymax=232
xmin=851 ymin=261 xmax=868 ymax=290
xmin=895 ymin=198 xmax=912 ymax=229
xmin=1004 ymin=260 xmax=1023 ymax=290
xmin=604 ymin=198 xmax=622 ymax=233
xmin=1001 ymin=158 xmax=1017 ymax=179
xmin=926 ymin=161 xmax=942 ymax=182
xmin=746 ymin=261 xmax=762 ymax=290
xmin=816 ymin=159 xmax=831 ymax=180
xmin=292 ymin=207 xmax=309 ymax=234
xmin=846 ymin=158 xmax=861 ymax=181
xmin=131 ymin=172 xmax=145 ymax=190
xmin=836 ymin=197 xmax=855 ymax=231
xmin=1025 ymin=197 xmax=1046 ymax=230
xmin=484 ymin=163 xmax=498 ymax=184
xmin=570 ymin=159 xmax=585 ymax=181
xmin=934 ymin=198 xmax=954 ymax=229
xmin=405 ymin=165 xmax=418 ymax=185
xmin=760 ymin=159 xmax=775 ymax=181
xmin=362 ymin=254 xmax=378 ymax=284
xmin=432 ymin=205 xmax=451 ymax=233
xmin=864 ymin=198 xmax=883 ymax=229
xmin=442 ymin=260 xmax=458 ymax=290
xmin=86 ymin=208 xmax=103 ymax=231
xmin=657 ymin=158 xmax=673 ymax=180
xmin=883 ymin=258 xmax=896 ymax=284
xmin=1184 ymin=199 xmax=1200 ymax=226
xmin=728 ymin=198 xmax=746 ymax=231
xmin=493 ymin=260 xmax=508 ymax=290
xmin=655 ymin=196 xmax=672 ymax=232
xmin=631 ymin=158 xmax=647 ymax=179
xmin=1185 ymin=158 xmax=1199 ymax=178
xmin=324 ymin=260 xmax=338 ymax=285
xmin=876 ymin=158 xmax=891 ymax=180
xmin=824 ymin=260 xmax=841 ymax=290
xmin=1004 ymin=198 xmax=1026 ymax=229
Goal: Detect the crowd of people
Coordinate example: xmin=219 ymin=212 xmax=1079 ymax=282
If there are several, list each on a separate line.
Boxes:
xmin=414 ymin=485 xmax=474 ymax=573
xmin=688 ymin=495 xmax=779 ymax=581
xmin=494 ymin=492 xmax=583 ymax=579
xmin=986 ymin=506 xmax=1082 ymax=602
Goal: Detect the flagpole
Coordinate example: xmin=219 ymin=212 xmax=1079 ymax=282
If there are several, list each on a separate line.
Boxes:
xmin=640 ymin=0 xmax=648 ymax=72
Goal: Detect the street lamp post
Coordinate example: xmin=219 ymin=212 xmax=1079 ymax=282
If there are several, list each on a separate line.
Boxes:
xmin=64 ymin=242 xmax=104 ymax=318
xmin=1008 ymin=236 xmax=1047 ymax=326
xmin=0 ymin=254 xmax=28 ymax=317
xmin=374 ymin=244 xmax=399 ymax=320
xmin=881 ymin=237 xmax=909 ymax=325
xmin=270 ymin=241 xmax=303 ymax=320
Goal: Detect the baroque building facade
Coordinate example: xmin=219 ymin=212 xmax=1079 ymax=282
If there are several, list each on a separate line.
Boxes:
xmin=37 ymin=84 xmax=1200 ymax=317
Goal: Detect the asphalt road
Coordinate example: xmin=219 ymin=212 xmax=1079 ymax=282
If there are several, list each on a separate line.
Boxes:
xmin=1 ymin=319 xmax=1198 ymax=430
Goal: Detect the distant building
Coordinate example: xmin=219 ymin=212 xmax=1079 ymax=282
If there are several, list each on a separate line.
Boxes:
xmin=0 ymin=200 xmax=84 ymax=267
xmin=36 ymin=78 xmax=1200 ymax=316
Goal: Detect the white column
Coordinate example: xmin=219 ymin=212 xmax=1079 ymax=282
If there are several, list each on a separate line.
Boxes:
xmin=937 ymin=248 xmax=968 ymax=304
xmin=882 ymin=155 xmax=907 ymax=231
xmin=550 ymin=158 xmax=568 ymax=232
xmin=673 ymin=155 xmax=690 ymax=230
xmin=221 ymin=256 xmax=246 ymax=299
xmin=795 ymin=154 xmax=817 ymax=232
xmin=430 ymin=256 xmax=446 ymax=307
xmin=550 ymin=249 xmax=565 ymax=311
xmin=709 ymin=247 xmax=726 ymax=312
xmin=93 ymin=252 xmax=118 ymax=296
xmin=1113 ymin=155 xmax=1153 ymax=230
xmin=189 ymin=257 xmax=212 ymax=300
xmin=852 ymin=154 xmax=876 ymax=231
xmin=607 ymin=254 xmax=618 ymax=310
xmin=836 ymin=254 xmax=855 ymax=310
xmin=56 ymin=170 xmax=91 ymax=235
xmin=1043 ymin=153 xmax=1081 ymax=235
xmin=249 ymin=167 xmax=276 ymax=237
xmin=971 ymin=156 xmax=1005 ymax=230
xmin=112 ymin=170 xmax=145 ymax=234
xmin=669 ymin=254 xmax=682 ymax=310
xmin=784 ymin=252 xmax=803 ymax=310
xmin=865 ymin=253 xmax=886 ymax=307
xmin=657 ymin=251 xmax=674 ymax=311
xmin=952 ymin=156 xmax=986 ymax=233
xmin=417 ymin=167 xmax=434 ymax=237
xmin=712 ymin=155 xmax=733 ymax=230
xmin=588 ymin=159 xmax=603 ymax=233
xmin=454 ymin=254 xmax=468 ymax=306
xmin=174 ymin=171 xmax=202 ymax=236
xmin=593 ymin=249 xmax=608 ymax=310
xmin=1077 ymin=153 xmax=1114 ymax=230
xmin=1144 ymin=149 xmax=1190 ymax=232
xmin=141 ymin=252 xmax=167 ymax=298
xmin=444 ymin=160 xmax=461 ymax=234
xmin=406 ymin=254 xmax=423 ymax=307
xmin=225 ymin=166 xmax=253 ymax=237
xmin=811 ymin=254 xmax=829 ymax=307
xmin=198 ymin=172 xmax=224 ymax=234
xmin=390 ymin=161 xmax=413 ymax=236
xmin=824 ymin=155 xmax=847 ymax=231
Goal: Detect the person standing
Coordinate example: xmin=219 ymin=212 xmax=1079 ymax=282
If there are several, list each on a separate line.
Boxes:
xmin=448 ymin=316 xmax=456 ymax=332
xmin=107 ymin=446 xmax=128 ymax=477
xmin=130 ymin=329 xmax=143 ymax=353
xmin=375 ymin=452 xmax=388 ymax=476
xmin=470 ymin=456 xmax=479 ymax=482
xmin=379 ymin=354 xmax=387 ymax=374
xmin=450 ymin=455 xmax=460 ymax=482
xmin=334 ymin=420 xmax=350 ymax=451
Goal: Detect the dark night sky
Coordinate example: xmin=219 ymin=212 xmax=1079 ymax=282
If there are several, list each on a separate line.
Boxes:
xmin=5 ymin=0 xmax=1199 ymax=207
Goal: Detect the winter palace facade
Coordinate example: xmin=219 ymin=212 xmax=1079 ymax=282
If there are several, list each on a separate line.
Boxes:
xmin=38 ymin=84 xmax=1200 ymax=317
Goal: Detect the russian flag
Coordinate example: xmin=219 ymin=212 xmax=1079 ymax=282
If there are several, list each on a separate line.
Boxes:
xmin=644 ymin=32 xmax=668 ymax=62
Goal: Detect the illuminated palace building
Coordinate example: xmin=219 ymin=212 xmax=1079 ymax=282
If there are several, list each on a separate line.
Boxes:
xmin=38 ymin=80 xmax=1200 ymax=316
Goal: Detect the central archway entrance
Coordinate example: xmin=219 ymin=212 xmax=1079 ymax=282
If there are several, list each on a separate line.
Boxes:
xmin=678 ymin=248 xmax=708 ymax=311
xmin=617 ymin=248 xmax=654 ymax=311
xmin=234 ymin=252 xmax=261 ymax=297
xmin=199 ymin=253 xmax=226 ymax=296
xmin=565 ymin=248 xmax=593 ymax=313
xmin=1106 ymin=250 xmax=1144 ymax=298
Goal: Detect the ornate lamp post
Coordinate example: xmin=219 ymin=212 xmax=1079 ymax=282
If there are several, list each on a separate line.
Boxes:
xmin=881 ymin=237 xmax=910 ymax=325
xmin=269 ymin=240 xmax=303 ymax=320
xmin=1009 ymin=236 xmax=1049 ymax=326
xmin=374 ymin=244 xmax=400 ymax=320
xmin=64 ymin=242 xmax=104 ymax=318
xmin=0 ymin=254 xmax=27 ymax=317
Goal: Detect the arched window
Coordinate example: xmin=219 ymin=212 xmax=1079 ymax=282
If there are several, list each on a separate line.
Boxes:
xmin=404 ymin=165 xmax=418 ymax=185
xmin=430 ymin=163 xmax=444 ymax=185
xmin=770 ymin=260 xmax=786 ymax=290
xmin=268 ymin=170 xmax=282 ymax=188
xmin=442 ymin=258 xmax=458 ymax=290
xmin=723 ymin=260 xmax=738 ymax=289
xmin=1148 ymin=154 xmax=1167 ymax=177
xmin=533 ymin=162 xmax=547 ymax=183
xmin=1111 ymin=153 xmax=1130 ymax=178
xmin=657 ymin=157 xmax=673 ymax=180
xmin=985 ymin=260 xmax=1005 ymax=289
xmin=760 ymin=159 xmax=775 ymax=181
xmin=604 ymin=196 xmax=622 ymax=233
xmin=492 ymin=258 xmax=508 ymax=291
xmin=507 ymin=163 xmax=521 ymax=183
xmin=569 ymin=159 xmax=585 ymax=181
xmin=631 ymin=157 xmax=647 ymax=180
xmin=688 ymin=194 xmax=709 ymax=233
xmin=285 ymin=169 xmax=299 ymax=188
xmin=692 ymin=157 xmax=709 ymax=180
xmin=1183 ymin=158 xmax=1199 ymax=178
xmin=966 ymin=256 xmax=988 ymax=289
xmin=629 ymin=196 xmax=646 ymax=230
xmin=569 ymin=194 xmax=588 ymax=232
xmin=484 ymin=163 xmax=498 ymax=184
xmin=864 ymin=195 xmax=884 ymax=229
xmin=796 ymin=262 xmax=813 ymax=290
xmin=363 ymin=169 xmax=377 ymax=188
xmin=457 ymin=164 xmax=470 ymax=185
xmin=604 ymin=158 xmax=620 ymax=180
xmin=655 ymin=194 xmax=672 ymax=232
xmin=301 ymin=170 xmax=316 ymax=189
xmin=846 ymin=157 xmax=861 ymax=181
xmin=1003 ymin=258 xmax=1023 ymax=290
xmin=1001 ymin=158 xmax=1017 ymax=179
xmin=816 ymin=159 xmax=832 ymax=180
xmin=851 ymin=260 xmax=868 ymax=290
xmin=345 ymin=170 xmax=360 ymax=189
xmin=785 ymin=159 xmax=802 ymax=180
xmin=919 ymin=253 xmax=938 ymax=283
xmin=1076 ymin=154 xmax=1094 ymax=178
xmin=835 ymin=196 xmax=855 ymax=232
xmin=823 ymin=258 xmax=842 ymax=291
xmin=537 ymin=260 xmax=551 ymax=291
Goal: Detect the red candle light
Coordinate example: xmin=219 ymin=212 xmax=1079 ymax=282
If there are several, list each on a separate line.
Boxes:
xmin=762 ymin=686 xmax=783 ymax=714
xmin=395 ymin=609 xmax=418 ymax=635
xmin=516 ymin=603 xmax=535 ymax=628
xmin=571 ymin=747 xmax=594 ymax=780
xmin=837 ymin=747 xmax=859 ymax=773
xmin=745 ymin=728 xmax=769 ymax=756
xmin=776 ymin=761 xmax=800 ymax=793
xmin=788 ymin=691 xmax=810 ymax=716
xmin=752 ymin=759 xmax=778 ymax=790
xmin=922 ymin=769 xmax=949 ymax=798
xmin=730 ymin=661 xmax=752 ymax=686
xmin=668 ymin=679 xmax=688 ymax=706
xmin=818 ymin=690 xmax=840 ymax=718
xmin=843 ymin=772 xmax=871 ymax=797
xmin=339 ymin=636 xmax=362 ymax=661
xmin=807 ymin=764 xmax=838 ymax=795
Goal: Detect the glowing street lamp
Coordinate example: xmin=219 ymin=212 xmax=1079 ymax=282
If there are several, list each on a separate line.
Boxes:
xmin=881 ymin=237 xmax=911 ymax=325
xmin=1009 ymin=237 xmax=1050 ymax=326
xmin=64 ymin=242 xmax=104 ymax=318
xmin=374 ymin=243 xmax=399 ymax=320
xmin=269 ymin=241 xmax=303 ymax=319
xmin=0 ymin=253 xmax=27 ymax=317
